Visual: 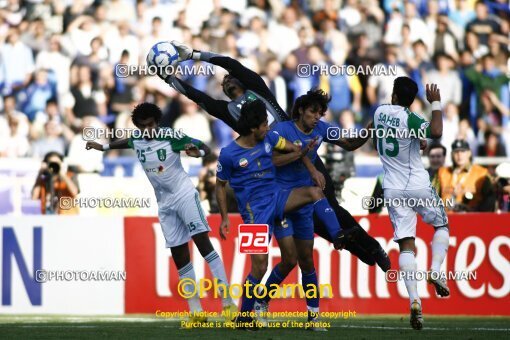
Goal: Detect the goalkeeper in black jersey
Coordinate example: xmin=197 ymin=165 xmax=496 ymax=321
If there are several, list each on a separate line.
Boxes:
xmin=155 ymin=41 xmax=390 ymax=271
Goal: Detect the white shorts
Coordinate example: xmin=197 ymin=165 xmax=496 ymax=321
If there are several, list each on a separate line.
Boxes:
xmin=158 ymin=190 xmax=211 ymax=248
xmin=384 ymin=186 xmax=448 ymax=241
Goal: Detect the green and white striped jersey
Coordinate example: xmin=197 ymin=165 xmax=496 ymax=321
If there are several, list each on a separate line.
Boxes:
xmin=374 ymin=105 xmax=432 ymax=190
xmin=128 ymin=128 xmax=202 ymax=210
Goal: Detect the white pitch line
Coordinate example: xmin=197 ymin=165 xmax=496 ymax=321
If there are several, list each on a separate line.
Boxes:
xmin=0 ymin=317 xmax=161 ymax=323
xmin=5 ymin=323 xmax=510 ymax=333
xmin=2 ymin=317 xmax=509 ymax=333
xmin=331 ymin=325 xmax=510 ymax=332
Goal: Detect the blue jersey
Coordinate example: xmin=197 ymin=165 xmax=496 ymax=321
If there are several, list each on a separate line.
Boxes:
xmin=217 ymin=131 xmax=286 ymax=214
xmin=272 ymin=120 xmax=330 ymax=189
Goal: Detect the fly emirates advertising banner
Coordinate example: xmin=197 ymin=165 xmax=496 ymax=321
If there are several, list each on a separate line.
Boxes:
xmin=1 ymin=214 xmax=509 ymax=315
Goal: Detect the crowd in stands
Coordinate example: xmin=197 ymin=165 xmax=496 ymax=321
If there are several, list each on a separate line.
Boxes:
xmin=0 ymin=0 xmax=509 ymax=213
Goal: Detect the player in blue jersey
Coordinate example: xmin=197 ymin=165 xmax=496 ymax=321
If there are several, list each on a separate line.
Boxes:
xmin=156 ymin=41 xmax=391 ymax=272
xmin=215 ymin=99 xmax=351 ymax=330
xmin=252 ymin=89 xmax=371 ymax=330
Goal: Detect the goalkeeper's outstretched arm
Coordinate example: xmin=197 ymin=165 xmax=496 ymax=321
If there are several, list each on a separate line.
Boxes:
xmin=166 ymin=76 xmax=236 ymax=130
xmin=171 ymin=40 xmax=269 ymax=95
xmin=193 ymin=52 xmax=268 ymax=91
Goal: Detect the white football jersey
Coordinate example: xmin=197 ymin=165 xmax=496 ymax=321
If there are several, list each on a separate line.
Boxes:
xmin=128 ymin=129 xmax=200 ymax=210
xmin=373 ymin=105 xmax=432 ymax=190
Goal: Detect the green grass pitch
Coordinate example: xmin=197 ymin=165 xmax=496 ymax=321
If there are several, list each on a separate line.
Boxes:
xmin=0 ymin=315 xmax=509 ymax=339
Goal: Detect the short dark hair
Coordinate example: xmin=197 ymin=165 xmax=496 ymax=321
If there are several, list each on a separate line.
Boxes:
xmin=46 ymin=98 xmax=58 ymax=106
xmin=433 ymin=52 xmax=455 ymax=68
xmin=482 ymin=53 xmax=494 ymax=62
xmin=202 ymin=152 xmax=218 ymax=166
xmin=3 ymin=94 xmax=15 ymax=102
xmin=237 ymin=99 xmax=267 ymax=136
xmin=43 ymin=151 xmax=63 ymax=163
xmin=393 ymin=77 xmax=418 ymax=107
xmin=427 ymin=142 xmax=447 ymax=157
xmin=291 ymin=88 xmax=331 ymax=120
xmin=412 ymin=39 xmax=426 ymax=48
xmin=131 ymin=102 xmax=162 ymax=126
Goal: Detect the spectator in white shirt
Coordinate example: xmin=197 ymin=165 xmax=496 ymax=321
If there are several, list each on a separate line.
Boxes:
xmin=0 ymin=28 xmax=35 ymax=94
xmin=267 ymin=7 xmax=300 ymax=61
xmin=105 ymin=21 xmax=140 ymax=66
xmin=1 ymin=114 xmax=30 ymax=158
xmin=36 ymin=34 xmax=71 ymax=97
xmin=367 ymin=47 xmax=408 ymax=105
xmin=263 ymin=58 xmax=287 ymax=113
xmin=173 ymin=97 xmax=212 ymax=145
xmin=425 ymin=53 xmax=462 ymax=106
xmin=441 ymin=102 xmax=460 ymax=156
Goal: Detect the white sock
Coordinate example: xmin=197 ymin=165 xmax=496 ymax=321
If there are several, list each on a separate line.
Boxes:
xmin=204 ymin=250 xmax=234 ymax=307
xmin=431 ymin=227 xmax=449 ymax=273
xmin=178 ymin=262 xmax=203 ymax=313
xmin=307 ymin=306 xmax=319 ymax=313
xmin=399 ymin=251 xmax=420 ymax=306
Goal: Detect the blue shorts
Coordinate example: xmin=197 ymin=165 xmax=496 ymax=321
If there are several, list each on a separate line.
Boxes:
xmin=240 ymin=189 xmax=291 ymax=236
xmin=274 ymin=203 xmax=314 ymax=240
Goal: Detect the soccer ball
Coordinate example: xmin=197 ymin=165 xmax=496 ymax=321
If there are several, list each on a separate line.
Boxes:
xmin=146 ymin=41 xmax=179 ymax=68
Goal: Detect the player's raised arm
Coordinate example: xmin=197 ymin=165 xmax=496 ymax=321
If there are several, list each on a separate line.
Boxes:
xmin=85 ymin=138 xmax=130 ymax=151
xmin=426 ymin=84 xmax=443 ymax=138
xmin=165 ymin=76 xmax=236 ymax=130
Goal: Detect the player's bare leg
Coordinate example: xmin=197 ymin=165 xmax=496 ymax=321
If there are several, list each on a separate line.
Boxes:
xmin=192 ymin=232 xmax=237 ymax=321
xmin=170 ymin=243 xmax=206 ymax=325
xmin=427 ymin=225 xmax=450 ymax=297
xmin=295 ymin=238 xmax=326 ymax=331
xmin=254 ymin=236 xmax=298 ymax=327
xmin=398 ymin=238 xmax=423 ymax=330
xmin=236 ymin=253 xmax=268 ymax=330
xmin=285 ymin=187 xmax=354 ymax=249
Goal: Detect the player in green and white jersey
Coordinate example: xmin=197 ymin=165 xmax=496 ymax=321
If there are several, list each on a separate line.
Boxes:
xmin=373 ymin=78 xmax=450 ymax=330
xmin=86 ymin=102 xmax=236 ymax=324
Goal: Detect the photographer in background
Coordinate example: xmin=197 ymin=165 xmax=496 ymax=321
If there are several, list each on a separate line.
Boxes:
xmin=32 ymin=151 xmax=80 ymax=215
xmin=495 ymin=163 xmax=510 ymax=212
xmin=438 ymin=139 xmax=496 ymax=212
xmin=197 ymin=153 xmax=238 ymax=214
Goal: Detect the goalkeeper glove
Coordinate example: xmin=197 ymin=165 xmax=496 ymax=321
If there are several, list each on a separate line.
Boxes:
xmin=170 ymin=40 xmax=199 ymax=61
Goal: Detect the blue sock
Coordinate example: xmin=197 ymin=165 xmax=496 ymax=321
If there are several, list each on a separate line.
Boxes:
xmin=261 ymin=264 xmax=285 ymax=303
xmin=313 ymin=198 xmax=342 ymax=239
xmin=302 ymin=269 xmax=319 ymax=312
xmin=239 ymin=273 xmax=260 ymax=322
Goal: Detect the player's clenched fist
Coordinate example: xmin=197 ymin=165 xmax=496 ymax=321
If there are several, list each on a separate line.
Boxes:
xmin=184 ymin=144 xmax=201 ymax=157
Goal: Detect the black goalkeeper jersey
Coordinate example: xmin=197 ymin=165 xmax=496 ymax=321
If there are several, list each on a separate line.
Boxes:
xmin=167 ymin=52 xmax=289 ymax=131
